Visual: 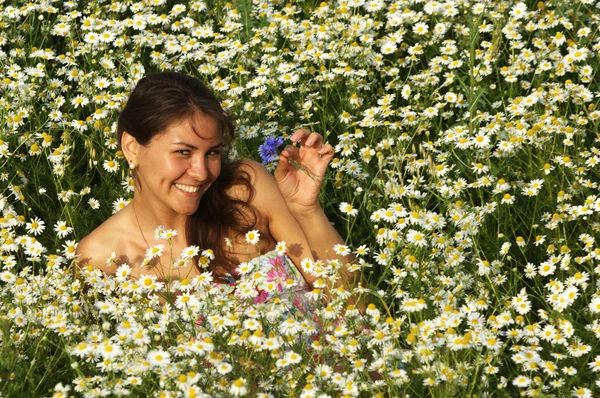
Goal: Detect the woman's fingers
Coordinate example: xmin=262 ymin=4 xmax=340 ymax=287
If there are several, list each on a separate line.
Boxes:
xmin=304 ymin=132 xmax=324 ymax=147
xmin=281 ymin=144 xmax=299 ymax=159
xmin=318 ymin=143 xmax=334 ymax=156
xmin=290 ymin=129 xmax=325 ymax=148
xmin=290 ymin=129 xmax=311 ymax=143
xmin=287 ymin=129 xmax=334 ymax=165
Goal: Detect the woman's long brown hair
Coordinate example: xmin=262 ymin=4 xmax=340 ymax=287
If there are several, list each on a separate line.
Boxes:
xmin=117 ymin=71 xmax=264 ymax=273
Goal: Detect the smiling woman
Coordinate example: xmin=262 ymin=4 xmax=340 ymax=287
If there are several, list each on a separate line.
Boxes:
xmin=75 ymin=71 xmax=357 ymax=303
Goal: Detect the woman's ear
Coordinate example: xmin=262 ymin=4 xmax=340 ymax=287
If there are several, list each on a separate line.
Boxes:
xmin=121 ymin=132 xmax=139 ymax=169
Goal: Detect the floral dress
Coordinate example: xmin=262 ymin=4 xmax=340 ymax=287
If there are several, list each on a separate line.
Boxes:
xmin=217 ymin=250 xmax=315 ymax=317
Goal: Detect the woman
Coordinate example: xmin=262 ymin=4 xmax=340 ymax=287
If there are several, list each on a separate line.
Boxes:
xmin=76 ymin=72 xmax=358 ymax=301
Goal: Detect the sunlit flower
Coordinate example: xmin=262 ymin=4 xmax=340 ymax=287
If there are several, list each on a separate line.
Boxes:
xmin=339 ymin=202 xmax=358 ymax=216
xmin=26 ymin=217 xmax=45 ymax=235
xmin=53 ymin=221 xmax=73 ymax=238
xmin=245 ymin=230 xmax=260 ymax=245
xmin=146 ymin=349 xmax=171 ymax=367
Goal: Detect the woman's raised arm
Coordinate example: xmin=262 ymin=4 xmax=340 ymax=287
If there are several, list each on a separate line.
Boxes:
xmin=274 ymin=129 xmax=362 ymax=294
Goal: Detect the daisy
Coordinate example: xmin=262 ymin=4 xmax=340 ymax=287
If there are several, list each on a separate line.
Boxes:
xmin=70 ymin=94 xmax=89 ymax=108
xmin=26 ymin=217 xmax=45 ymax=235
xmin=512 ymin=375 xmax=531 ymax=388
xmin=102 ymin=159 xmax=119 ymax=173
xmin=146 ymin=349 xmax=171 ymax=368
xmin=279 ymin=318 xmax=301 ymax=336
xmin=339 ymin=202 xmax=358 ymax=216
xmin=88 ymin=198 xmax=100 ymax=209
xmin=175 ymin=293 xmax=199 ymax=309
xmin=406 ymin=229 xmax=427 ymax=247
xmin=413 ymin=22 xmax=429 ymax=35
xmin=62 ymin=240 xmax=77 ymax=259
xmin=245 ymin=230 xmax=260 ymax=245
xmin=216 ymin=362 xmax=232 ymax=375
xmin=333 ymin=244 xmax=351 ymax=256
xmin=0 ymin=271 xmax=16 ymax=283
xmin=374 ymin=251 xmax=389 ymax=265
xmin=54 ymin=221 xmax=73 ymax=238
xmin=285 ymin=351 xmax=302 ymax=364
xmin=145 ymin=244 xmax=164 ymax=259
xmin=230 ymin=378 xmax=247 ymax=396
xmin=355 ymin=245 xmax=369 ymax=256
xmin=180 ymin=245 xmax=200 ymax=259
xmin=275 ymin=241 xmax=286 ymax=255
xmin=112 ymin=198 xmax=129 ymax=213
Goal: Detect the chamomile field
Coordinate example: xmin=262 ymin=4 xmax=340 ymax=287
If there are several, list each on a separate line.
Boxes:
xmin=1 ymin=0 xmax=600 ymax=396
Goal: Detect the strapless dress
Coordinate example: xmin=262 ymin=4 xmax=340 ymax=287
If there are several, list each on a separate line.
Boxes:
xmin=217 ymin=249 xmax=315 ymax=316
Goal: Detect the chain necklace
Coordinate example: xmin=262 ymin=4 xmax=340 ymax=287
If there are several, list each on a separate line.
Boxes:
xmin=132 ymin=200 xmax=151 ymax=249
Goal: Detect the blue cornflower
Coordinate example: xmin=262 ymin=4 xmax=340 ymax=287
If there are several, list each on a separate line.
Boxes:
xmin=258 ymin=136 xmax=284 ymax=164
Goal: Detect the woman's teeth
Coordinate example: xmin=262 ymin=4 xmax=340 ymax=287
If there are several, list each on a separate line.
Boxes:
xmin=175 ymin=184 xmax=200 ymax=193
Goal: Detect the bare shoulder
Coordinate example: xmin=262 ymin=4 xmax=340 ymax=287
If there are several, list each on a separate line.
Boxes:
xmin=233 ymin=159 xmax=274 ymax=187
xmin=76 ymin=208 xmax=134 ymax=274
xmin=234 ymin=160 xmax=284 ymax=214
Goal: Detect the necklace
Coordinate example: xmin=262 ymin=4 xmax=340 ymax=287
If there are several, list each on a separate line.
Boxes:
xmin=132 ymin=200 xmax=151 ymax=249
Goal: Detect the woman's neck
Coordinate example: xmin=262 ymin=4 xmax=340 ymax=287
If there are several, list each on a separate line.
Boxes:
xmin=130 ymin=198 xmax=188 ymax=245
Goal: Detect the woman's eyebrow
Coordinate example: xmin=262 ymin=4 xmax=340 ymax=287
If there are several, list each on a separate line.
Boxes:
xmin=170 ymin=141 xmax=224 ymax=149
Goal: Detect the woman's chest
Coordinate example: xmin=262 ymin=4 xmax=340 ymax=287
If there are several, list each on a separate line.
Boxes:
xmin=124 ymin=226 xmax=276 ymax=282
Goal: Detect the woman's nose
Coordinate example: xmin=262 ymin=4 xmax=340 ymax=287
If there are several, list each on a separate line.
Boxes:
xmin=187 ymin=156 xmax=208 ymax=181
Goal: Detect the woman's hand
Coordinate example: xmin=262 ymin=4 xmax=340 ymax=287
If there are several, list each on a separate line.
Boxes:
xmin=274 ymin=129 xmax=335 ymax=215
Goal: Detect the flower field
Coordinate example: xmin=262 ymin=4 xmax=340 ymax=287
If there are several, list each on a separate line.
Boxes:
xmin=1 ymin=0 xmax=600 ymax=396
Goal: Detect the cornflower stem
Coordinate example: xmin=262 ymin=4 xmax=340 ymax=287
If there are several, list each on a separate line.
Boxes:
xmin=288 ymin=158 xmax=320 ymax=185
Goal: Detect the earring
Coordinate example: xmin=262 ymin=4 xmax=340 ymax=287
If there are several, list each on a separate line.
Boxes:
xmin=129 ymin=162 xmax=135 ymax=170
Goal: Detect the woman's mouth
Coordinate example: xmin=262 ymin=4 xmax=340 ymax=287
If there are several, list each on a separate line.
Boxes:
xmin=175 ymin=183 xmax=201 ymax=193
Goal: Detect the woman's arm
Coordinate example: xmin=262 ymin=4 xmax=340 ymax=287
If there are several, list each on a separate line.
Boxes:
xmin=274 ymin=130 xmax=362 ymax=295
xmin=238 ymin=160 xmax=318 ymax=286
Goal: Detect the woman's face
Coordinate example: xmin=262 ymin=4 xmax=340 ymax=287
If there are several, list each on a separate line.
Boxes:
xmin=134 ymin=112 xmax=223 ymax=217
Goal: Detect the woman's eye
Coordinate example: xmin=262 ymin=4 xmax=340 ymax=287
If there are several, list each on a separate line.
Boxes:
xmin=176 ymin=150 xmax=190 ymax=155
xmin=208 ymin=150 xmax=221 ymax=156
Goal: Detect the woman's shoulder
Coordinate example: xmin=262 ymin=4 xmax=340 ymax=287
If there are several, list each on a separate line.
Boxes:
xmin=230 ymin=160 xmax=282 ymax=209
xmin=75 ymin=207 xmax=135 ymax=273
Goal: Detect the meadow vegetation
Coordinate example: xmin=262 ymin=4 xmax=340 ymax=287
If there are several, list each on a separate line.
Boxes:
xmin=1 ymin=0 xmax=600 ymax=396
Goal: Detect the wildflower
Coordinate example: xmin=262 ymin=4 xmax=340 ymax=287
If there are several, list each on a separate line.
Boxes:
xmin=114 ymin=264 xmax=131 ymax=281
xmin=217 ymin=362 xmax=232 ymax=374
xmin=175 ymin=293 xmax=199 ymax=309
xmin=512 ymin=375 xmax=531 ymax=388
xmin=572 ymin=387 xmax=592 ymax=398
xmin=146 ymin=349 xmax=171 ymax=368
xmin=258 ymin=136 xmax=284 ymax=164
xmin=98 ymin=340 xmax=122 ymax=360
xmin=62 ymin=240 xmax=77 ymax=259
xmin=275 ymin=241 xmax=286 ymax=255
xmin=279 ymin=318 xmax=301 ymax=336
xmin=26 ymin=217 xmax=45 ymax=235
xmin=245 ymin=230 xmax=260 ymax=245
xmin=145 ymin=245 xmax=165 ymax=259
xmin=285 ymin=351 xmax=302 ymax=364
xmin=333 ymin=244 xmax=351 ymax=256
xmin=54 ymin=221 xmax=73 ymax=238
xmin=374 ymin=251 xmax=389 ymax=265
xmin=231 ymin=378 xmax=247 ymax=396
xmin=202 ymin=249 xmax=215 ymax=260
xmin=339 ymin=202 xmax=358 ymax=216
xmin=139 ymin=274 xmax=164 ymax=292
xmin=406 ymin=229 xmax=427 ymax=247
xmin=70 ymin=95 xmax=89 ymax=108
xmin=589 ymin=296 xmax=600 ymax=313
xmin=0 ymin=271 xmax=16 ymax=283
xmin=413 ymin=22 xmax=429 ymax=35
xmin=181 ymin=245 xmax=200 ymax=259
xmin=112 ymin=198 xmax=129 ymax=213
xmin=88 ymin=198 xmax=100 ymax=209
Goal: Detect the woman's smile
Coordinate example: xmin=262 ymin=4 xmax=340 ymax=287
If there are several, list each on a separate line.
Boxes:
xmin=174 ymin=183 xmax=202 ymax=194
